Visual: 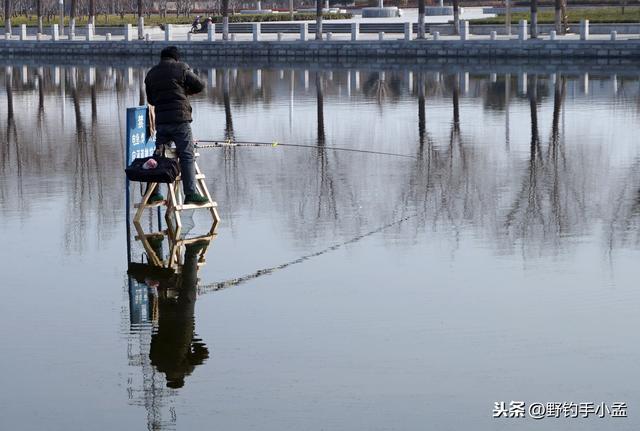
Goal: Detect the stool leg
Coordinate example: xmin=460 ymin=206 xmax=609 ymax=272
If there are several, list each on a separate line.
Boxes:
xmin=133 ymin=182 xmax=158 ymax=225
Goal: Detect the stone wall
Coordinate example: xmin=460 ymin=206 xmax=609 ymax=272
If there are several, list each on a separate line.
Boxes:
xmin=2 ymin=39 xmax=640 ymax=59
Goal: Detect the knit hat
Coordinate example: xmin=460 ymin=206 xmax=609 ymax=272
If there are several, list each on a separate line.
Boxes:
xmin=160 ymin=46 xmax=180 ymax=61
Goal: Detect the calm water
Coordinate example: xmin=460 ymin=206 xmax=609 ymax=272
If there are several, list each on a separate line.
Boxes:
xmin=1 ymin=57 xmax=640 ymax=430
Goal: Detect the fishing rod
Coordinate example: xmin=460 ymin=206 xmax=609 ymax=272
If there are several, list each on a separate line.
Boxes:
xmin=195 ymin=139 xmax=417 ymax=159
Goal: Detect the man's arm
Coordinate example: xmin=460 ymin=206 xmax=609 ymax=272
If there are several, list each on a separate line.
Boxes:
xmin=184 ymin=68 xmax=205 ymax=96
xmin=145 ymin=77 xmax=156 ymax=106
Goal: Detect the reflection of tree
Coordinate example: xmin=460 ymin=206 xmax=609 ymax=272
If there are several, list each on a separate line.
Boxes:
xmin=504 ymin=74 xmax=544 ymax=244
xmin=400 ymin=71 xmax=434 ymax=228
xmin=502 ymin=73 xmax=588 ymax=254
xmin=607 ymin=158 xmax=640 ymax=250
xmin=362 ymin=71 xmax=403 ymax=107
xmin=3 ymin=63 xmax=639 ymax=260
xmin=223 ymin=68 xmax=234 ymax=142
xmin=315 ymin=71 xmax=337 ymax=221
xmin=548 ymin=75 xmax=568 ymax=240
xmin=2 ymin=67 xmax=23 ymax=206
xmin=65 ymin=70 xmax=91 ymax=249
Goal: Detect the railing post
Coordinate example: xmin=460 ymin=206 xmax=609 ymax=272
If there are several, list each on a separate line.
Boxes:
xmin=518 ymin=19 xmax=528 ymax=41
xmin=52 ymin=24 xmax=60 ymax=41
xmin=124 ymin=24 xmax=132 ymax=41
xmin=459 ymin=20 xmax=469 ymax=40
xmin=351 ymin=22 xmax=359 ymax=41
xmin=252 ymin=23 xmax=261 ymax=41
xmin=165 ymin=24 xmax=173 ymax=41
xmin=299 ymin=23 xmax=308 ymax=41
xmin=86 ymin=23 xmax=94 ymax=41
xmin=580 ymin=19 xmax=589 ymax=40
xmin=208 ymin=23 xmax=216 ymax=41
xmin=20 ymin=24 xmax=27 ymax=41
xmin=404 ymin=22 xmax=413 ymax=41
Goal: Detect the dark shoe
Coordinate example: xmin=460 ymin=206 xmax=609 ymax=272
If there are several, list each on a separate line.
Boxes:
xmin=148 ymin=193 xmax=164 ymax=204
xmin=184 ymin=193 xmax=209 ymax=205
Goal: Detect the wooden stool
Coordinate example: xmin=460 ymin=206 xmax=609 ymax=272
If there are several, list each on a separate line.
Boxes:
xmin=133 ymin=228 xmax=215 ymax=273
xmin=132 ymin=147 xmax=220 ymax=258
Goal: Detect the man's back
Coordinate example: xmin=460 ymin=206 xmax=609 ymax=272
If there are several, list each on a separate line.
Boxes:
xmin=145 ymin=57 xmax=205 ymax=125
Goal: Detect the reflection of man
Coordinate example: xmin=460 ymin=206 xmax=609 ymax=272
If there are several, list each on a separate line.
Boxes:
xmin=144 ymin=46 xmax=208 ymax=205
xmin=149 ymin=241 xmax=210 ymax=388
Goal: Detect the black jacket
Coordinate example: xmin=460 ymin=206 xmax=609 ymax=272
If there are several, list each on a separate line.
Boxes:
xmin=145 ymin=58 xmax=205 ymax=124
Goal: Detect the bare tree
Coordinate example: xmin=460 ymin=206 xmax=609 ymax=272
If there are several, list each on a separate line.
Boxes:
xmin=315 ymin=0 xmax=322 ymax=40
xmin=452 ymin=0 xmax=459 ymax=35
xmin=530 ymin=0 xmax=538 ymax=38
xmin=87 ymin=0 xmax=94 ymax=25
xmin=70 ymin=0 xmax=77 ymax=36
xmin=37 ymin=0 xmax=43 ymax=33
xmin=222 ymin=0 xmax=229 ymax=39
xmin=137 ymin=0 xmax=144 ymax=39
xmin=4 ymin=0 xmax=11 ymax=35
xmin=417 ymin=0 xmax=425 ymax=38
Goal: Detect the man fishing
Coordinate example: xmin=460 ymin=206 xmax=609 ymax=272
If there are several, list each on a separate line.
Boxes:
xmin=144 ymin=46 xmax=208 ymax=205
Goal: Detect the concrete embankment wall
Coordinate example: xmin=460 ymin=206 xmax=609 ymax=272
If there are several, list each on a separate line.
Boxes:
xmin=4 ymin=22 xmax=640 ymax=36
xmin=2 ymin=39 xmax=640 ymax=59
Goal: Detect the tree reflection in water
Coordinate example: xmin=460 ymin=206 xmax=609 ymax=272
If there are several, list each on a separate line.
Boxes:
xmin=1 ymin=62 xmax=639 ymax=256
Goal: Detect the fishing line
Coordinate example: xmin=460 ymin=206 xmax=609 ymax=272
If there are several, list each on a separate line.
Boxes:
xmin=197 ymin=212 xmax=416 ymax=296
xmin=196 ymin=139 xmax=418 ymax=159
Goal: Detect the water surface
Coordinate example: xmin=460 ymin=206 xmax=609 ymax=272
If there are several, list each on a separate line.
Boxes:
xmin=1 ymin=57 xmax=640 ymax=430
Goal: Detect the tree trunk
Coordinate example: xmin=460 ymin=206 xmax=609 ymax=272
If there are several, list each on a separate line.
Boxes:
xmin=554 ymin=0 xmax=561 ymax=33
xmin=222 ymin=0 xmax=229 ymax=40
xmin=138 ymin=0 xmax=144 ymax=39
xmin=452 ymin=0 xmax=459 ymax=35
xmin=70 ymin=0 xmax=77 ymax=36
xmin=37 ymin=0 xmax=43 ymax=34
xmin=89 ymin=0 xmax=95 ymax=26
xmin=417 ymin=0 xmax=425 ymax=38
xmin=4 ymin=0 xmax=11 ymax=35
xmin=530 ymin=0 xmax=538 ymax=38
xmin=316 ymin=0 xmax=322 ymax=40
xmin=505 ymin=0 xmax=511 ymax=35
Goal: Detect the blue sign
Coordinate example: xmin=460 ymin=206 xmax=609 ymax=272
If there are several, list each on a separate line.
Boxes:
xmin=125 ymin=106 xmax=156 ymax=166
xmin=129 ymin=280 xmax=152 ymax=326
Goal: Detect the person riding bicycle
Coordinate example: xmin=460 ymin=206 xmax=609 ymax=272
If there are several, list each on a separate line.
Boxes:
xmin=201 ymin=17 xmax=213 ymax=33
xmin=191 ymin=16 xmax=201 ymax=33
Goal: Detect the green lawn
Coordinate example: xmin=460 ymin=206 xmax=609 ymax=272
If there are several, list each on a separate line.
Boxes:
xmin=470 ymin=7 xmax=640 ymax=24
xmin=5 ymin=12 xmax=351 ymax=27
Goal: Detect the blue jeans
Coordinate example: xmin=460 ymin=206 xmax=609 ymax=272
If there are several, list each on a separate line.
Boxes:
xmin=155 ymin=122 xmax=197 ymax=196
